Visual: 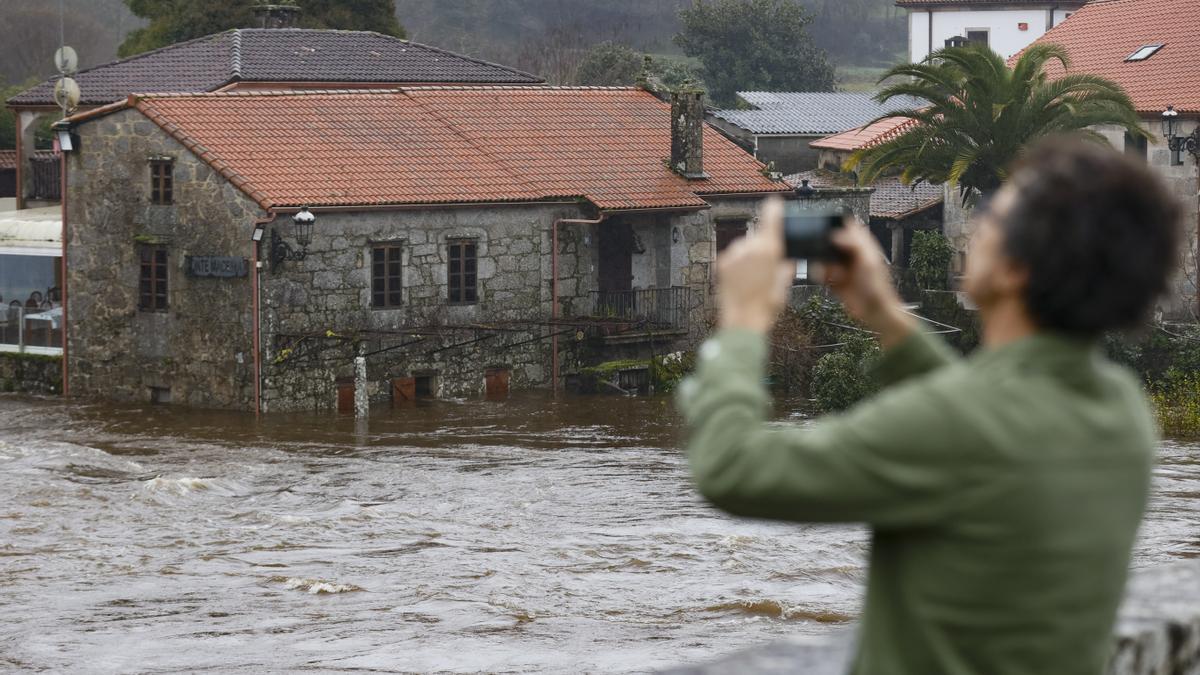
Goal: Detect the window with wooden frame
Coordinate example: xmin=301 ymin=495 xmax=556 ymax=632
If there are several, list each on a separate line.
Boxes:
xmin=150 ymin=159 xmax=174 ymax=205
xmin=138 ymin=245 xmax=168 ymax=312
xmin=447 ymin=238 xmax=478 ymax=304
xmin=371 ymin=244 xmax=403 ymax=308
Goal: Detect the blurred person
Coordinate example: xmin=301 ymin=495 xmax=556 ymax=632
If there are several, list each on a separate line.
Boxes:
xmin=677 ymin=137 xmax=1182 ymax=674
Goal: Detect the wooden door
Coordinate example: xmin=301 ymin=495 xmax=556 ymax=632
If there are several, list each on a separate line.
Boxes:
xmin=597 ymin=221 xmax=634 ymax=293
xmin=336 ymin=379 xmax=355 ymax=414
xmin=485 ymin=368 xmax=510 ymax=400
xmin=392 ymin=377 xmax=416 ymax=407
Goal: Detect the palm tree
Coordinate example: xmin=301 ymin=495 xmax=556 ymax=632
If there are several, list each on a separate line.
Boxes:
xmin=848 ymin=43 xmax=1148 ymax=204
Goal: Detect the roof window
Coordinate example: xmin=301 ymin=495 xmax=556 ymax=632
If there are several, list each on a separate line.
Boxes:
xmin=1125 ymin=44 xmax=1164 ymax=62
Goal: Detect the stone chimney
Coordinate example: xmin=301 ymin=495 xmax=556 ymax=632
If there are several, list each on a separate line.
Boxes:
xmin=670 ymin=83 xmax=707 ymax=180
xmin=253 ymin=4 xmax=302 ymax=29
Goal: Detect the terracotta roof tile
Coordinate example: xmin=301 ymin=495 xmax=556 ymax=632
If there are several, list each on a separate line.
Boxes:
xmin=1016 ymin=0 xmax=1200 ymax=114
xmin=809 ymin=116 xmax=918 ymax=152
xmin=8 ymin=29 xmax=542 ymax=108
xmin=83 ymin=87 xmax=784 ymax=210
xmin=0 ymin=150 xmax=16 ymax=170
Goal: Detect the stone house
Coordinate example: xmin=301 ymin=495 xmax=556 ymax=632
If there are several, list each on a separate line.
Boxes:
xmin=709 ymin=92 xmax=920 ymax=175
xmin=59 ymin=86 xmax=786 ymax=411
xmin=5 ymin=11 xmax=543 ymax=211
xmin=1007 ymin=0 xmax=1199 ymax=316
xmin=897 ymin=0 xmax=1084 ymax=63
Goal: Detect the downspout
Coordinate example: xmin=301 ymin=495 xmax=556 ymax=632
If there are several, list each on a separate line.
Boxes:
xmin=551 ymin=214 xmax=606 ymax=391
xmin=14 ymin=116 xmax=23 ymax=211
xmin=251 ymin=210 xmax=276 ymax=417
xmin=58 ymin=137 xmax=68 ymax=395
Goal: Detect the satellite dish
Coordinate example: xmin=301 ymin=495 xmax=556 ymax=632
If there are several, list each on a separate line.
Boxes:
xmin=54 ymin=46 xmax=78 ymax=75
xmin=54 ymin=77 xmax=81 ymax=112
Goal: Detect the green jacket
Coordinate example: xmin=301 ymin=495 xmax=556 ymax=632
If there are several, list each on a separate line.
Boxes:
xmin=678 ymin=329 xmax=1154 ymax=675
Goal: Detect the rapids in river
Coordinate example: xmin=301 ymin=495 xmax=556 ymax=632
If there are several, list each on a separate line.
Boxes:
xmin=0 ymin=393 xmax=1197 ymax=673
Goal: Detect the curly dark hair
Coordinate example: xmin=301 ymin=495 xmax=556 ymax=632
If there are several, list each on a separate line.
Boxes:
xmin=1000 ymin=136 xmax=1184 ymax=336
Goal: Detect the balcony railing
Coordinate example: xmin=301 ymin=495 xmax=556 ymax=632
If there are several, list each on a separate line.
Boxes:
xmin=29 ymin=152 xmax=61 ymax=201
xmin=590 ymin=286 xmax=691 ymax=331
xmin=0 ymin=305 xmax=63 ymax=355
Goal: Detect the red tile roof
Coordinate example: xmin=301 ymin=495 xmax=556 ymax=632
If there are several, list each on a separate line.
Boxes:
xmin=71 ymin=87 xmax=784 ymax=210
xmin=1017 ymin=0 xmax=1200 ymax=114
xmin=809 ymin=116 xmax=918 ymax=152
xmin=0 ymin=150 xmax=16 ymax=171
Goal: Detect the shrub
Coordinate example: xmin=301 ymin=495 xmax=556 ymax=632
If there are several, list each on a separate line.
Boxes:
xmin=811 ymin=336 xmax=881 ymax=411
xmin=909 ymin=230 xmax=954 ymax=290
xmin=1148 ymin=368 xmax=1200 ymax=439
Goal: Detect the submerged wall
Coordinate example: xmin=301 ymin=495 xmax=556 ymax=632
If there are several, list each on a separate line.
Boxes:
xmin=0 ymin=353 xmax=61 ymax=395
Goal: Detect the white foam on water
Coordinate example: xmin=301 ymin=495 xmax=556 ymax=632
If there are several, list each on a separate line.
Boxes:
xmin=278 ymin=576 xmax=364 ymax=594
xmin=143 ymin=476 xmax=214 ymax=495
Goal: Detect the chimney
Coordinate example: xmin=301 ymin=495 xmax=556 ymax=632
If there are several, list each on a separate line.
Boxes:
xmin=253 ymin=4 xmax=302 ymax=29
xmin=671 ymin=83 xmax=707 ymax=180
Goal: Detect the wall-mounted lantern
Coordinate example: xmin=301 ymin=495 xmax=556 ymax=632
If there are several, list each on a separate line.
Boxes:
xmin=1162 ymin=106 xmax=1199 ymax=163
xmin=270 ymin=206 xmax=314 ymax=271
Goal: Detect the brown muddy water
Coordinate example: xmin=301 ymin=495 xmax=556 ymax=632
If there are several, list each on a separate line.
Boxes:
xmin=0 ymin=392 xmax=1197 ymax=674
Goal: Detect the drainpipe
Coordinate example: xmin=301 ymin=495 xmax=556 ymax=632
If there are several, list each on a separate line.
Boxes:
xmin=927 ymin=10 xmax=933 ymax=60
xmin=58 ymin=138 xmax=68 ymax=396
xmin=251 ymin=211 xmax=276 ymax=416
xmin=551 ymin=215 xmax=606 ymax=391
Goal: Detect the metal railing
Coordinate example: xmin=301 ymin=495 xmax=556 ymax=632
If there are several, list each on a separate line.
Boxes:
xmin=29 ymin=153 xmax=61 ymax=201
xmin=590 ymin=286 xmax=691 ymax=330
xmin=0 ymin=305 xmax=63 ymax=355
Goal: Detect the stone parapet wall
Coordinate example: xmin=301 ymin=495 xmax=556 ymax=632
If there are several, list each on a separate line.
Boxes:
xmin=664 ymin=560 xmax=1200 ymax=675
xmin=0 ymin=353 xmax=61 ymax=395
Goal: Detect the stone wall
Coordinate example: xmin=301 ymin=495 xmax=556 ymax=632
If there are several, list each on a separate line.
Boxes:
xmin=0 ymin=352 xmax=61 ymax=395
xmin=66 ymin=108 xmax=261 ymax=408
xmin=666 ymin=560 xmax=1200 ymax=675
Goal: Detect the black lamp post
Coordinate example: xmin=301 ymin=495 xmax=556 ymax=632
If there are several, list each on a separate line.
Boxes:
xmin=1162 ymin=105 xmax=1200 ymax=161
xmin=795 ymin=178 xmax=816 ymax=200
xmin=270 ymin=206 xmax=314 ymax=271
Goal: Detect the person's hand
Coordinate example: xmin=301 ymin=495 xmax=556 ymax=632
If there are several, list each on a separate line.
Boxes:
xmin=820 ymin=220 xmax=916 ymax=349
xmin=716 ymin=196 xmax=795 ymax=335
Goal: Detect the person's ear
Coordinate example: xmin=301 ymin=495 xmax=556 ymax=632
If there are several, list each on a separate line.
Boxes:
xmin=993 ymin=256 xmax=1030 ymax=298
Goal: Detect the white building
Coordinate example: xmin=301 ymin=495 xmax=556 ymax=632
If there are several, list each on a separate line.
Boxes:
xmin=899 ymin=0 xmax=1086 ymax=63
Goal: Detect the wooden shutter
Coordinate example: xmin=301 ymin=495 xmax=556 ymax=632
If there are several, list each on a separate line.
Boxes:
xmin=392 ymin=377 xmax=416 ymax=406
xmin=485 ymin=368 xmax=510 ymax=400
xmin=336 ymin=380 xmax=355 ymax=414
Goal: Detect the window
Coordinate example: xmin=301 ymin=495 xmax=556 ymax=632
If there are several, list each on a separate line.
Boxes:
xmin=138 ymin=245 xmax=168 ymax=312
xmin=716 ymin=219 xmax=749 ymax=253
xmin=965 ymin=30 xmax=989 ymax=47
xmin=150 ymin=159 xmax=173 ymax=205
xmin=1125 ymin=44 xmax=1163 ymax=62
xmin=371 ymin=244 xmax=403 ymax=308
xmin=447 ymin=239 xmax=477 ymax=304
xmin=1124 ymin=132 xmax=1148 ymax=162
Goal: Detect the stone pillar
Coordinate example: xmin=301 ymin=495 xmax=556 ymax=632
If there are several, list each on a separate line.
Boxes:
xmin=890 ymin=223 xmax=906 ymax=267
xmin=671 ymin=85 xmax=707 ymax=179
xmin=16 ymin=110 xmax=48 ymax=209
xmin=353 ymin=355 xmax=368 ymax=418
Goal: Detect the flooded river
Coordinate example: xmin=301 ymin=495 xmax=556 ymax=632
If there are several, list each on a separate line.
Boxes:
xmin=0 ymin=392 xmax=1197 ymax=673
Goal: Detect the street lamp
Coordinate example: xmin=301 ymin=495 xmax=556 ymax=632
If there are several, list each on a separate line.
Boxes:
xmin=795 ymin=178 xmax=816 ymax=200
xmin=1162 ymin=105 xmax=1199 ymax=163
xmin=270 ymin=206 xmax=314 ymax=271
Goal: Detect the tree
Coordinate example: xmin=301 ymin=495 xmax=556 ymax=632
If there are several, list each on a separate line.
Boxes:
xmin=119 ymin=0 xmax=405 ymax=57
xmin=849 ymin=43 xmax=1148 ymax=203
xmin=575 ymin=42 xmax=643 ymax=86
xmin=674 ymin=0 xmax=835 ymax=107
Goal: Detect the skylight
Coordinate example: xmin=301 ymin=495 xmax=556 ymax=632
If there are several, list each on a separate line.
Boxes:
xmin=1125 ymin=44 xmax=1164 ymax=62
